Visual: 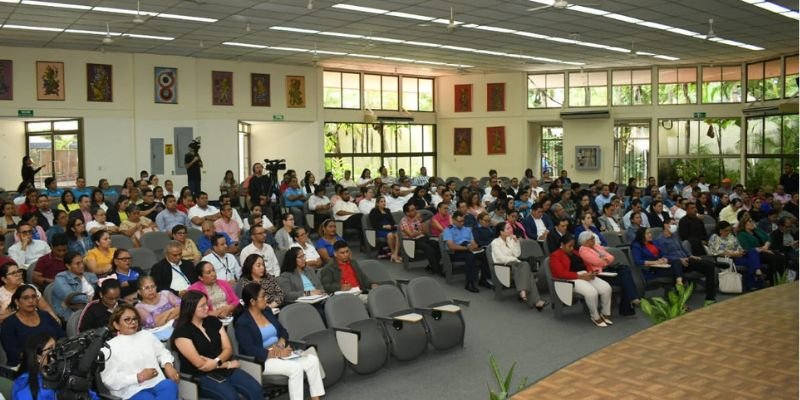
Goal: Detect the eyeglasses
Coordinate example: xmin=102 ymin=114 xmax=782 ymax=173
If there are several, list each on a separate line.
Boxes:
xmin=121 ymin=317 xmax=139 ymax=324
xmin=18 ymin=230 xmax=32 ymax=235
xmin=141 ymin=285 xmax=157 ymax=290
xmin=296 ymin=254 xmax=305 ymax=259
xmin=5 ymin=270 xmax=23 ymax=276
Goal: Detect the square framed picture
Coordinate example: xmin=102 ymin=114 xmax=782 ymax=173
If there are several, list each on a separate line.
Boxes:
xmin=454 ymin=84 xmax=472 ymax=112
xmin=86 ymin=63 xmax=112 ymax=102
xmin=286 ymin=75 xmax=306 ymax=108
xmin=576 ymin=146 xmax=601 ymax=170
xmin=251 ymin=73 xmax=270 ymax=107
xmin=487 ymin=126 xmax=506 ymax=155
xmin=36 ymin=61 xmax=65 ymax=101
xmin=0 ymin=60 xmax=12 ymax=100
xmin=154 ymin=67 xmax=178 ymax=104
xmin=487 ymin=82 xmax=505 ymax=111
xmin=212 ymin=70 xmax=234 ymax=106
xmin=454 ymin=128 xmax=472 ymax=155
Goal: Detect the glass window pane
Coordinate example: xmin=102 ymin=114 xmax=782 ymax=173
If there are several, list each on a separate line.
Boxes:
xmin=383 ymin=125 xmax=397 ymax=153
xmin=323 ymin=71 xmax=341 ymax=108
xmin=702 ymin=66 xmax=721 ymax=82
xmin=419 ymin=78 xmax=434 ymax=111
xmin=353 ymin=157 xmax=381 ymax=179
xmin=410 ymin=124 xmax=423 ymax=153
xmin=569 ymin=88 xmax=586 ymax=107
xmin=28 ymin=135 xmax=52 ymax=188
xmin=589 ymin=86 xmax=608 ymax=106
xmin=546 ymin=73 xmax=564 ymax=88
xmin=677 ymin=68 xmax=697 ymax=83
xmin=569 ymin=72 xmax=588 ymax=87
xmin=747 ymin=62 xmax=764 ymax=101
xmin=337 ymin=123 xmax=353 ymax=154
xmin=54 ymin=134 xmax=79 ymax=186
xmin=588 ymin=71 xmax=607 ymax=86
xmin=53 ymin=120 xmax=78 ymax=131
xmin=722 ymin=66 xmax=742 ymax=81
xmin=746 ymin=157 xmax=781 ymax=189
xmin=747 ymin=117 xmax=764 ymax=154
xmin=342 ymin=73 xmax=359 ymax=89
xmin=632 ymin=69 xmax=651 ymax=84
xmin=764 ymin=115 xmax=782 ymax=154
xmin=382 ymin=76 xmax=399 ymax=110
xmin=658 ymin=68 xmax=677 ymax=84
xmin=396 ymin=157 xmax=411 ymax=177
xmin=396 ymin=125 xmax=411 ymax=153
xmin=27 ymin=122 xmax=51 ymax=132
xmin=785 ymin=55 xmax=799 ymax=98
xmin=783 ymin=114 xmax=799 ymax=155
xmin=765 ymin=59 xmax=782 ymax=100
xmin=612 ymin=70 xmax=631 ymax=85
xmin=402 ymin=77 xmax=418 ymax=111
xmin=364 ymin=74 xmax=381 ymax=109
xmin=422 ymin=125 xmax=434 ymax=152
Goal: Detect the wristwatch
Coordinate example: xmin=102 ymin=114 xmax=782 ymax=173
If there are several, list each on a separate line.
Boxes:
xmin=214 ymin=357 xmax=222 ymax=367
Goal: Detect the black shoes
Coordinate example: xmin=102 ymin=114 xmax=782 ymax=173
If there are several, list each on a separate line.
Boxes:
xmin=465 ymin=282 xmax=480 ymax=293
xmin=478 ymin=280 xmax=494 ymax=289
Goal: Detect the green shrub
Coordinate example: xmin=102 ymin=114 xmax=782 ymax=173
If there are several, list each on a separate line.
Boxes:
xmin=639 ymin=282 xmax=694 ymax=325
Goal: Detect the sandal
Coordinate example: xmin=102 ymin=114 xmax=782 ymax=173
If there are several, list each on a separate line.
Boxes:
xmin=519 ymin=290 xmax=528 ymax=303
xmin=592 ymin=318 xmax=608 ymax=328
xmin=601 ymin=315 xmax=614 ymax=325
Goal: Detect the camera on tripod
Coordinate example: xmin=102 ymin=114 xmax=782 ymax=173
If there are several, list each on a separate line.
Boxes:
xmin=263 ymin=158 xmax=287 ymax=174
xmin=41 ymin=327 xmax=111 ymax=400
xmin=188 ymin=137 xmax=202 ymax=152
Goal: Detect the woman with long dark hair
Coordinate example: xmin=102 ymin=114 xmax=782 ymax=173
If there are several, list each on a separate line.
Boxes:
xmin=12 ymin=333 xmax=100 ymax=399
xmin=369 ymin=196 xmax=401 ymax=263
xmin=20 ymin=156 xmax=44 ymax=191
xmin=171 ymin=290 xmax=262 ymax=400
xmin=57 ymin=190 xmax=79 ymax=213
xmin=240 ymin=253 xmax=284 ymax=307
xmin=1 ymin=285 xmax=64 ymax=366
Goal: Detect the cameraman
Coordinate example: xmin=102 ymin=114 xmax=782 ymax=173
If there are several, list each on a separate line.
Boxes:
xmin=184 ymin=141 xmax=203 ymax=196
xmin=12 ymin=333 xmax=100 ymax=400
xmin=248 ymin=163 xmax=274 ymax=220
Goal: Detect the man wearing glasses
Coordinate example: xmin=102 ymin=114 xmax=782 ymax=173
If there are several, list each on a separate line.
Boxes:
xmin=239 ymin=225 xmax=280 ymax=277
xmin=151 ymin=241 xmax=197 ymax=295
xmin=8 ymin=223 xmax=51 ymax=270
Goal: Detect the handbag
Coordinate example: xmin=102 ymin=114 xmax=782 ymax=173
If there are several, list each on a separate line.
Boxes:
xmin=718 ymin=258 xmax=743 ymax=294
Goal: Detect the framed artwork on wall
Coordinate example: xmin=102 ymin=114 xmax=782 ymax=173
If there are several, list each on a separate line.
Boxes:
xmin=575 ymin=146 xmax=601 ymax=170
xmin=86 ymin=63 xmax=112 ymax=102
xmin=212 ymin=71 xmax=233 ymax=106
xmin=454 ymin=128 xmax=472 ymax=155
xmin=487 ymin=82 xmax=505 ymax=111
xmin=251 ymin=73 xmax=270 ymax=107
xmin=286 ymin=75 xmax=306 ymax=108
xmin=486 ymin=126 xmax=506 ymax=155
xmin=36 ymin=61 xmax=65 ymax=101
xmin=154 ymin=67 xmax=178 ymax=104
xmin=0 ymin=60 xmax=12 ymax=100
xmin=454 ymin=84 xmax=472 ymax=112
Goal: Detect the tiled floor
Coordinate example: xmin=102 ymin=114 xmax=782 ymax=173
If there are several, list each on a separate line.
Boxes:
xmin=514 ymin=282 xmax=799 ymax=400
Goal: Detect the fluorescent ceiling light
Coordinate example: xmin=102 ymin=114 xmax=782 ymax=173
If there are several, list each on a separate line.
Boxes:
xmin=21 ymin=0 xmax=90 ymax=9
xmin=331 ymin=4 xmax=387 ymax=14
xmin=318 ymin=31 xmax=363 ymax=38
xmin=156 ymin=13 xmax=217 ymax=23
xmin=603 ymin=13 xmax=642 ymax=24
xmin=0 ymin=0 xmax=20 ymax=3
xmin=122 ymin=33 xmax=173 ymax=40
xmin=441 ymin=45 xmax=476 ymax=52
xmin=348 ymin=53 xmax=381 ymax=58
xmin=92 ymin=6 xmax=156 ymax=16
xmin=366 ymin=36 xmax=404 ymax=43
xmin=415 ymin=60 xmax=448 ymax=66
xmin=636 ymin=21 xmax=672 ymax=30
xmin=269 ymin=46 xmax=308 ymax=52
xmin=653 ymin=55 xmax=680 ymax=61
xmin=474 ymin=25 xmax=515 ymax=33
xmin=405 ymin=41 xmax=440 ymax=47
xmin=2 ymin=24 xmax=63 ymax=32
xmin=223 ymin=41 xmax=267 ymax=49
xmin=315 ymin=50 xmax=347 ymax=55
xmin=385 ymin=11 xmax=433 ymax=21
xmin=753 ymin=1 xmax=792 ymax=13
xmin=384 ymin=56 xmax=415 ymax=62
xmin=567 ymin=5 xmax=607 ymax=15
xmin=270 ymin=26 xmax=319 ymax=34
xmin=667 ymin=27 xmax=702 ymax=37
xmin=64 ymin=29 xmax=121 ymax=36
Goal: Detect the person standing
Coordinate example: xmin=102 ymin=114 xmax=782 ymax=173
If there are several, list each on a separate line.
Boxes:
xmin=184 ymin=142 xmax=203 ymax=196
xmin=20 ymin=156 xmax=45 ymax=191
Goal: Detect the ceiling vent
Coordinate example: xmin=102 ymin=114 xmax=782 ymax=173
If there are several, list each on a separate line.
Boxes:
xmin=560 ymin=110 xmax=610 ymax=119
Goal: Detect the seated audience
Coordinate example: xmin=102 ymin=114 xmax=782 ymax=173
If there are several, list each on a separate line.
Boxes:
xmin=737 ymin=214 xmax=788 ymax=286
xmin=78 ymin=279 xmax=121 ymax=332
xmin=171 ymin=290 xmax=262 ymax=400
xmin=289 ymin=226 xmax=323 ymax=269
xmin=0 ymin=261 xmax=59 ymax=323
xmin=401 ymin=203 xmax=441 ymax=273
xmin=444 ymin=211 xmax=491 ymax=293
xmin=369 ymin=196 xmax=401 ymax=263
xmin=655 ymin=219 xmax=718 ymax=305
xmin=214 ymin=204 xmax=242 ymax=243
xmin=1 ymin=285 xmax=64 ymax=366
xmin=52 ymin=251 xmax=98 ymax=320
xmin=277 ymin=247 xmax=325 ymax=302
xmin=491 ymin=222 xmax=546 ymax=310
xmin=136 ymin=275 xmax=181 ymax=333
xmin=12 ymin=333 xmax=98 ymax=400
xmin=239 ymin=225 xmax=280 ymax=277
xmin=197 ymin=220 xmax=236 ymax=255
xmin=84 ymin=230 xmax=116 ymax=277
xmin=239 ymin=254 xmax=284 ymax=307
xmin=86 ymin=205 xmax=119 ymax=235
xmin=573 ymin=212 xmax=607 ymax=246
xmin=275 ymin=213 xmax=296 ymax=250
xmin=430 ymin=202 xmax=451 ymax=237
xmin=101 ymin=304 xmax=180 ymax=399
xmin=187 ymin=191 xmax=220 ymax=230
xmin=8 ymin=223 xmax=50 ymax=270
xmin=319 ymin=241 xmax=374 ymax=294
xmin=201 ymin=234 xmax=241 ymax=285
xmin=45 ymin=209 xmax=68 ymax=244
xmin=110 ymin=248 xmax=143 ymax=302
xmin=156 ymin=195 xmax=191 ymax=232
xmin=631 ymin=227 xmax=684 ymax=286
xmin=32 ymin=233 xmax=69 ymax=288
xmin=150 ymin=241 xmax=197 ymax=295
xmin=234 ymin=283 xmax=325 ymax=400
xmin=187 ymin=261 xmax=239 ymax=318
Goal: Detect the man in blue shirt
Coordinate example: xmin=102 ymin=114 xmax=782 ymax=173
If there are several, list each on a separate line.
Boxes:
xmin=70 ymin=176 xmax=92 ymax=199
xmin=197 ymin=220 xmax=235 ymax=256
xmin=654 ymin=218 xmax=717 ymax=305
xmin=282 ymin=176 xmax=306 ymax=227
xmin=41 ymin=177 xmax=63 ymax=198
xmin=443 ymin=211 xmax=490 ymax=293
xmin=156 ymin=195 xmax=190 ymax=232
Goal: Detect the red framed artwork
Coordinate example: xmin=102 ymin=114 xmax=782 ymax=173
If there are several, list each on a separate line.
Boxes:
xmin=487 ymin=126 xmax=506 ymax=155
xmin=487 ymin=82 xmax=505 ymax=111
xmin=454 ymin=128 xmax=472 ymax=155
xmin=454 ymin=84 xmax=472 ymax=112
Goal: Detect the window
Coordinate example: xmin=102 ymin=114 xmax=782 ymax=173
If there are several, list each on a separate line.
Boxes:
xmin=238 ymin=122 xmax=250 ymax=182
xmin=527 ymin=73 xmax=564 ymax=108
xmin=364 ymin=74 xmax=399 ymax=110
xmin=323 ymin=71 xmax=360 ymax=109
xmin=25 ymin=119 xmax=83 ymax=188
xmin=745 ymin=114 xmax=798 ymax=188
xmin=401 ymin=77 xmax=434 ymax=112
xmin=613 ymin=122 xmax=650 ymax=186
xmin=568 ymin=71 xmax=607 ymax=107
xmin=611 ymin=69 xmax=652 ymax=106
xmin=657 ymin=67 xmax=697 ymax=104
xmin=324 ymin=122 xmax=435 ymax=180
xmin=701 ymin=65 xmax=742 ymax=103
xmin=656 ymin=118 xmax=741 ymax=183
xmin=540 ymin=126 xmax=563 ymax=176
xmin=785 ymin=55 xmax=798 ymax=98
xmin=746 ymin=59 xmax=782 ymax=101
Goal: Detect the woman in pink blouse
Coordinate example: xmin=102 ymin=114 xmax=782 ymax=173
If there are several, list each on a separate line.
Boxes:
xmin=429 ymin=202 xmax=451 ymax=237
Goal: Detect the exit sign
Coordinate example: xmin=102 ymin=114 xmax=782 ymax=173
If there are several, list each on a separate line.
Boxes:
xmin=693 ymin=112 xmax=706 ymax=119
xmin=18 ymin=109 xmax=33 ymax=117
xmin=272 ymin=114 xmax=284 ymax=121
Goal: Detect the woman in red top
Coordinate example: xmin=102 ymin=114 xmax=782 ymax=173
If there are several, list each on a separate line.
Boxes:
xmin=549 ymin=234 xmax=613 ymax=328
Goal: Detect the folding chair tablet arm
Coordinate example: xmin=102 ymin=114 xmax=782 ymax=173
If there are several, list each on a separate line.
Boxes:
xmin=492 ymin=263 xmax=512 ymax=288
xmin=332 ymin=327 xmax=362 ymax=365
xmin=552 ymin=278 xmax=577 ymax=307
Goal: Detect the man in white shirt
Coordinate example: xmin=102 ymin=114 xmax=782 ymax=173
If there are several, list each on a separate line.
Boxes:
xmin=412 ymin=166 xmax=431 ymax=187
xmin=239 ymin=225 xmax=280 ymax=277
xmin=340 ymin=170 xmax=357 ymax=188
xmin=483 ymin=177 xmax=499 ymax=196
xmin=8 ymin=223 xmax=51 ymax=269
xmin=308 ymin=187 xmax=332 ymax=229
xmin=201 ymin=234 xmax=241 ymax=285
xmin=385 ymin=184 xmax=409 ymax=213
xmin=622 ymin=199 xmax=650 ymax=230
xmin=430 ymin=185 xmax=444 ymax=208
xmin=594 ymin=185 xmax=615 ymax=210
xmin=358 ymin=189 xmax=376 ymax=215
xmin=188 ymin=191 xmax=220 ymax=229
xmin=332 ymin=190 xmax=363 ymax=233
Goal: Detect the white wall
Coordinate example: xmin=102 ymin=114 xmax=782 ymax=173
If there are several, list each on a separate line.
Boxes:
xmin=0 ymin=119 xmax=25 ymax=190
xmin=0 ymin=46 xmax=318 ymax=198
xmin=249 ymin=121 xmax=324 ymax=178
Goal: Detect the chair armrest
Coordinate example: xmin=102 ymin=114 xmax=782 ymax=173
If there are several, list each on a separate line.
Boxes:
xmin=234 ymin=354 xmax=257 ymax=363
xmin=452 ymin=298 xmax=470 ymax=307
xmin=179 ymin=372 xmax=198 ymax=382
xmin=330 ymin=326 xmax=362 ymax=340
xmin=553 ymin=279 xmax=576 ymax=306
xmin=332 ymin=327 xmax=361 ymax=365
xmin=396 ymin=278 xmax=410 ymax=285
xmin=287 ymin=339 xmax=316 ymax=351
xmin=236 ymin=356 xmax=264 ymax=382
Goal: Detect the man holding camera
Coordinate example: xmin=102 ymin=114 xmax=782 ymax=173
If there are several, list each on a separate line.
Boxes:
xmin=184 ymin=139 xmax=203 ymax=196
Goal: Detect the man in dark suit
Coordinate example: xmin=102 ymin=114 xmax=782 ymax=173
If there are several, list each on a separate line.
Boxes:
xmin=319 ymin=241 xmax=373 ymax=294
xmin=780 ymin=163 xmax=799 ymax=194
xmin=521 ymin=203 xmax=553 ymax=242
xmin=150 ymin=240 xmax=197 ymax=295
xmin=68 ymin=194 xmax=93 ymax=224
xmin=34 ymin=194 xmax=55 ymax=231
xmin=547 ymin=217 xmax=571 ymax=254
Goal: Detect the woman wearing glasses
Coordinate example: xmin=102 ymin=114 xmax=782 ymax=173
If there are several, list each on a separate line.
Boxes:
xmin=0 ymin=261 xmax=59 ymax=323
xmin=78 ymin=279 xmax=122 ymax=333
xmin=0 ymin=285 xmax=63 ymax=366
xmin=135 ymin=275 xmax=181 ymax=341
xmin=66 ymin=217 xmax=93 ymax=256
xmin=171 ymin=224 xmax=201 ymax=264
xmin=101 ymin=304 xmax=180 ymax=399
xmin=111 ymin=248 xmax=144 ymax=302
xmin=289 ymin=226 xmax=323 ymax=269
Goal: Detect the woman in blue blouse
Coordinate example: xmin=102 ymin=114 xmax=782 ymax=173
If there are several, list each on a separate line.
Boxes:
xmin=66 ymin=217 xmax=93 ymax=256
xmin=630 ymin=227 xmax=683 ymax=286
xmin=1 ymin=285 xmax=63 ymax=367
xmin=234 ymin=283 xmax=324 ymax=400
xmin=13 ymin=332 xmax=99 ymax=400
xmin=314 ymin=219 xmax=344 ymax=264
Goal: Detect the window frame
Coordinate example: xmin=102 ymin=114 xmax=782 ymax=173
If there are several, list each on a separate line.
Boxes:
xmin=611 ymin=68 xmax=653 ymax=106
xmin=568 ymin=70 xmax=608 ymax=108
xmin=700 ymin=64 xmax=743 ymax=104
xmin=323 ymin=70 xmax=361 ymax=110
xmin=783 ymin=54 xmax=798 ymax=99
xmin=25 ymin=118 xmax=85 ymax=188
xmin=746 ymin=58 xmax=782 ymax=102
xmin=363 ymin=73 xmax=400 ymax=111
xmin=657 ymin=66 xmax=699 ymax=105
xmin=400 ymin=75 xmax=435 ymax=112
xmin=527 ymin=72 xmax=565 ymax=109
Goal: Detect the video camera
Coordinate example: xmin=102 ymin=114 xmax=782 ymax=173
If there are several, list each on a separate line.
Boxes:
xmin=263 ymin=158 xmax=286 ymax=173
xmin=188 ymin=137 xmax=202 ymax=151
xmin=42 ymin=327 xmax=111 ymax=400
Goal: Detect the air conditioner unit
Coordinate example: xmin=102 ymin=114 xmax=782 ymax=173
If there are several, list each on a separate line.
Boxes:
xmin=560 ymin=110 xmax=610 ymax=119
xmin=377 ymin=116 xmax=414 ymax=122
xmin=743 ymin=101 xmax=798 ymax=116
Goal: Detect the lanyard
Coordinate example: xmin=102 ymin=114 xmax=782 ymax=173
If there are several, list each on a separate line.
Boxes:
xmin=213 ymin=253 xmax=233 ymax=280
xmin=170 ymin=262 xmax=190 ymax=284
